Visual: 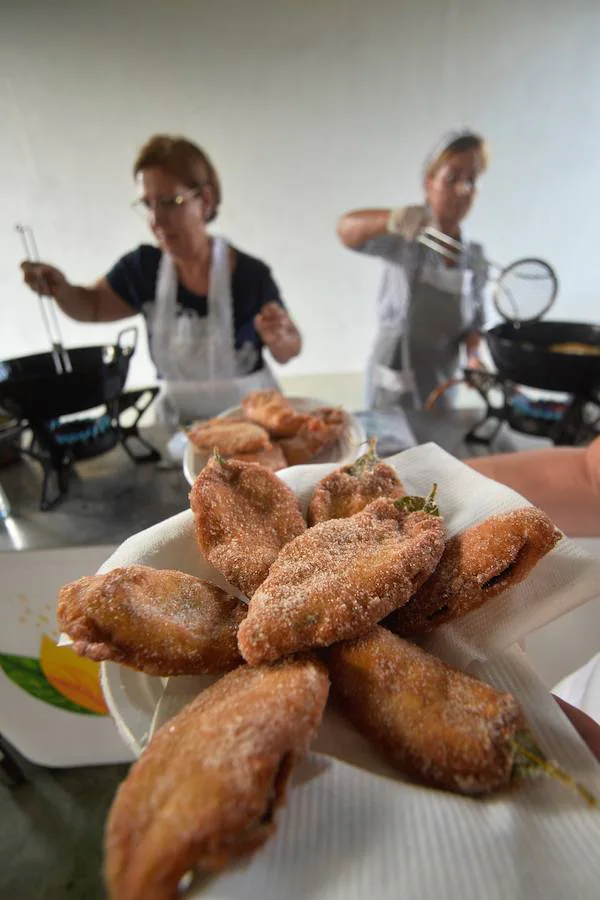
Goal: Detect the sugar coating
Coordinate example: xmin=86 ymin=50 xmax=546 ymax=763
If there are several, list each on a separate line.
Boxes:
xmin=388 ymin=506 xmax=562 ymax=636
xmin=57 ymin=565 xmax=247 ymax=675
xmin=238 ymin=498 xmax=446 ymax=664
xmin=104 ymin=656 xmax=329 ymax=900
xmin=190 ymin=456 xmax=306 ymax=598
xmin=307 ymin=460 xmax=406 ymax=525
xmin=327 ymin=627 xmax=524 ymax=795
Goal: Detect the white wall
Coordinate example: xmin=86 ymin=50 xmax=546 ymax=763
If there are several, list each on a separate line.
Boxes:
xmin=1 ymin=0 xmax=598 ymax=394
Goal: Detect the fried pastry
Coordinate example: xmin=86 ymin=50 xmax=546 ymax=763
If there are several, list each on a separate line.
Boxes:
xmin=387 ymin=507 xmax=561 ymax=636
xmin=237 ymin=493 xmax=445 ymax=664
xmin=190 ymin=454 xmax=306 ymax=597
xmin=187 ymin=419 xmax=272 ymax=455
xmin=326 ymin=626 xmax=525 ymax=795
xmin=104 ymin=656 xmax=329 ymax=900
xmin=307 ymin=438 xmax=405 ymax=525
xmin=241 ymin=389 xmax=311 ymax=438
xmin=231 ymin=443 xmax=288 ymax=472
xmin=279 ymin=407 xmax=346 ymax=466
xmin=57 ymin=565 xmax=246 ymax=675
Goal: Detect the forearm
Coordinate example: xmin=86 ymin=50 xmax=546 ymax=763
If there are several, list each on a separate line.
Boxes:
xmin=465 ymin=330 xmax=481 ymax=359
xmin=54 ymin=280 xmax=134 ymax=323
xmin=466 ymin=447 xmax=600 ymax=536
xmin=337 ymin=209 xmax=390 ymax=249
xmin=53 ymin=283 xmax=104 ymax=322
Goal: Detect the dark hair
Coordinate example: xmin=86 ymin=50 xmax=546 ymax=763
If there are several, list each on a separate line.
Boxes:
xmin=133 ymin=134 xmax=222 ymax=222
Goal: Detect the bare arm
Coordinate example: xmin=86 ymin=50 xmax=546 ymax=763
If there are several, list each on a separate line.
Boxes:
xmin=465 ymin=330 xmax=483 ymax=367
xmin=553 ymin=696 xmax=600 ymax=761
xmin=21 ymin=263 xmax=136 ymax=323
xmin=466 ymin=441 xmax=600 ymax=536
xmin=336 ymin=209 xmax=390 ymax=249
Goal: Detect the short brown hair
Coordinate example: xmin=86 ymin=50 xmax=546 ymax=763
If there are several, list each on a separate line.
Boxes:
xmin=133 ymin=135 xmax=222 ymax=222
xmin=426 ymin=134 xmax=489 ymax=180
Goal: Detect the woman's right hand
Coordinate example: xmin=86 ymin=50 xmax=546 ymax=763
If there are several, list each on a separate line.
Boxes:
xmin=21 ymin=261 xmax=68 ymax=298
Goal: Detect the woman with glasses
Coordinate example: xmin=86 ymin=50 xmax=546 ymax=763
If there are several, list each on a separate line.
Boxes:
xmin=20 ymin=134 xmax=301 ymax=427
xmin=337 ymin=129 xmax=489 ymax=411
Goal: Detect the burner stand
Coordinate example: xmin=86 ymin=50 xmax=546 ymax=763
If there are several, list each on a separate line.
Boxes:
xmin=21 ymin=387 xmax=161 ymax=510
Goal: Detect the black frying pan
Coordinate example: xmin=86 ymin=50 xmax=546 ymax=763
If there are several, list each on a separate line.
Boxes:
xmin=486 ymin=320 xmax=600 ymax=395
xmin=0 ymin=326 xmax=138 ymax=422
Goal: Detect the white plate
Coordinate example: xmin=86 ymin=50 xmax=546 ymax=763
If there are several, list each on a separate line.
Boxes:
xmin=182 ymin=396 xmax=366 ymax=486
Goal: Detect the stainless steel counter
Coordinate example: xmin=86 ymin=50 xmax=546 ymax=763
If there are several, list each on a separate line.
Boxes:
xmin=0 ymin=427 xmax=189 ymax=553
xmin=0 ymin=412 xmax=546 ymax=553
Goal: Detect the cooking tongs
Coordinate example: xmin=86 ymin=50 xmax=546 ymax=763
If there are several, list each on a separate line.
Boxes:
xmin=16 ymin=223 xmax=72 ymax=375
xmin=418 ymin=224 xmax=502 ymax=272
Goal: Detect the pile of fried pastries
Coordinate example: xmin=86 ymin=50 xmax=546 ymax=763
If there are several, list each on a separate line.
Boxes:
xmin=186 ymin=389 xmax=347 ymax=471
xmin=59 ymin=439 xmax=593 ymax=900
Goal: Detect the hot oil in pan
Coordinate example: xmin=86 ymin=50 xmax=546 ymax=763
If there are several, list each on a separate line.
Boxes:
xmin=549 ymin=342 xmax=600 ymax=356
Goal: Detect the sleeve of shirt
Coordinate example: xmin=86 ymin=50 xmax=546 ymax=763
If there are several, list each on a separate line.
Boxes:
xmin=354 ymin=233 xmax=406 ymax=263
xmin=233 ymin=259 xmax=286 ymax=351
xmin=257 ymin=263 xmax=285 ymax=311
xmin=105 ymin=246 xmax=152 ymax=312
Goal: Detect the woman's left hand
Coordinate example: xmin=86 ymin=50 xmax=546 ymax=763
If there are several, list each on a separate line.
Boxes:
xmin=254 ymin=302 xmax=301 ymax=363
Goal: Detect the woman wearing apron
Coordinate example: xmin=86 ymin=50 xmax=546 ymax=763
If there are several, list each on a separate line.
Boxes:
xmin=337 ymin=129 xmax=489 ymax=411
xmin=21 ymin=134 xmax=302 ymax=428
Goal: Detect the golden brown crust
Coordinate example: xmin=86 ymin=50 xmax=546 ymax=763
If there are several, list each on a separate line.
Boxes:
xmin=187 ymin=420 xmax=272 ymax=455
xmin=326 ymin=627 xmax=525 ymax=795
xmin=189 ymin=455 xmax=306 ymax=597
xmin=307 ymin=460 xmax=405 ymax=525
xmin=237 ymin=498 xmax=445 ymax=665
xmin=231 ymin=443 xmax=288 ymax=472
xmin=104 ymin=657 xmax=329 ymax=900
xmin=387 ymin=507 xmax=562 ymax=636
xmin=241 ymin=390 xmax=311 ymax=438
xmin=57 ymin=565 xmax=247 ymax=675
xmin=279 ymin=408 xmax=346 ymax=466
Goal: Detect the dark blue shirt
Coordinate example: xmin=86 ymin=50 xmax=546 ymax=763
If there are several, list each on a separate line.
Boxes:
xmin=106 ymin=244 xmax=283 ymax=374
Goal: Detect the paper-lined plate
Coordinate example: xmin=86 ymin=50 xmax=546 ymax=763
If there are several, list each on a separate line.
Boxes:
xmin=100 ymin=444 xmax=600 ymax=900
xmin=182 ymin=396 xmax=366 ymax=486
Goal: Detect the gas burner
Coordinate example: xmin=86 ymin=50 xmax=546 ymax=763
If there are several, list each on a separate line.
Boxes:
xmin=462 ymin=369 xmax=600 ymax=448
xmin=20 ymin=387 xmax=161 ymax=510
xmin=48 ymin=412 xmax=116 ymax=458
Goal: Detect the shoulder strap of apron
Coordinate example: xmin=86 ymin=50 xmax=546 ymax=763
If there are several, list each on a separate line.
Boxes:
xmin=206 ymin=235 xmax=236 ymax=381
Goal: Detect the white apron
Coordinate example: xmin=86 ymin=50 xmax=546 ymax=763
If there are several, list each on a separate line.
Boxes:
xmin=368 ymin=249 xmax=476 ymax=411
xmin=149 ymin=236 xmax=279 ymax=429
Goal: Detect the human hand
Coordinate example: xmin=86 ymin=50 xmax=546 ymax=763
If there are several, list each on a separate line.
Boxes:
xmin=254 ymin=302 xmax=295 ymax=349
xmin=21 ymin=261 xmax=68 ymax=298
xmin=387 ymin=205 xmax=430 ymax=241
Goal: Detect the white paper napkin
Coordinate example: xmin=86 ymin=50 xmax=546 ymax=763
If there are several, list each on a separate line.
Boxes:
xmin=98 ymin=443 xmax=600 ymax=900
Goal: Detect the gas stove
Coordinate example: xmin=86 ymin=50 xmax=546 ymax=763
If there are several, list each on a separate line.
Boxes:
xmin=462 ymin=369 xmax=600 ymax=448
xmin=4 ymin=387 xmax=161 ymax=510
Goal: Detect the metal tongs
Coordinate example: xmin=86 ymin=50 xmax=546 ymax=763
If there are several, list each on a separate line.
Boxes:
xmin=418 ymin=224 xmax=501 ymax=271
xmin=16 ymin=223 xmax=72 ymax=375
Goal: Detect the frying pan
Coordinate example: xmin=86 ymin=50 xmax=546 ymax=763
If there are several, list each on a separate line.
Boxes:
xmin=485 ymin=321 xmax=600 ymax=395
xmin=420 ymin=226 xmax=600 ymax=401
xmin=0 ymin=326 xmax=138 ymax=422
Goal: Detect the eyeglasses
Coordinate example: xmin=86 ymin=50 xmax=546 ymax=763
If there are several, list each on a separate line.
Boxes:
xmin=131 ymin=186 xmax=204 ymax=217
